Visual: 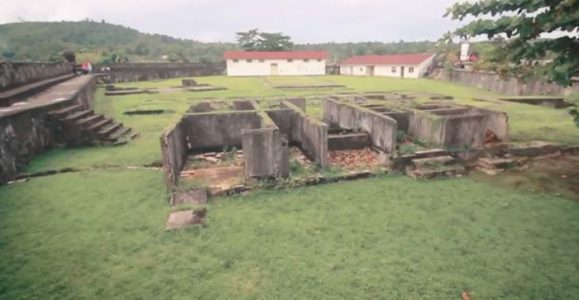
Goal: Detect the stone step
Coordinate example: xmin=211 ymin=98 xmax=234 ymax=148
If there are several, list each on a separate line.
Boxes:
xmin=63 ymin=109 xmax=93 ymax=122
xmin=411 ymin=155 xmax=455 ymax=168
xmin=477 ymin=157 xmax=517 ymax=169
xmin=97 ymin=122 xmax=123 ymax=138
xmin=50 ymin=104 xmax=83 ymax=117
xmin=407 ymin=165 xmax=465 ymax=179
xmin=106 ymin=126 xmax=132 ymax=142
xmin=413 ymin=149 xmax=449 ymax=159
xmin=76 ymin=114 xmax=104 ymax=127
xmin=85 ymin=117 xmax=113 ymax=131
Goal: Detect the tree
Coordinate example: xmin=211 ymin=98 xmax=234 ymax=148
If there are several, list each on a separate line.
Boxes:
xmin=63 ymin=50 xmax=76 ymax=63
xmin=257 ymin=32 xmax=294 ymax=51
xmin=236 ymin=29 xmax=294 ymax=51
xmin=446 ymin=0 xmax=579 ymax=86
xmin=567 ymin=93 xmax=579 ymax=126
xmin=236 ymin=29 xmax=260 ymax=51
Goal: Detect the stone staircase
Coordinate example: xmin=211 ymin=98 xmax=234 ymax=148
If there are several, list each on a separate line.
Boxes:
xmin=405 ymin=149 xmax=465 ymax=179
xmin=49 ymin=104 xmax=137 ymax=145
xmin=476 ymin=156 xmax=519 ymax=175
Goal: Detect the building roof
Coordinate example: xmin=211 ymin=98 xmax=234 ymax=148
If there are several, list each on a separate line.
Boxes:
xmin=341 ymin=53 xmax=434 ymax=66
xmin=223 ymin=51 xmax=329 ymax=60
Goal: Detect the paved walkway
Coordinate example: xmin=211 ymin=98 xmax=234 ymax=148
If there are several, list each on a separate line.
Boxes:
xmin=0 ymin=75 xmax=95 ymax=118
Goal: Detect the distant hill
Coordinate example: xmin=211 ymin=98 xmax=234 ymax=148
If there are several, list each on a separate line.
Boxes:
xmin=0 ymin=21 xmax=437 ymax=64
xmin=0 ymin=21 xmax=235 ymax=63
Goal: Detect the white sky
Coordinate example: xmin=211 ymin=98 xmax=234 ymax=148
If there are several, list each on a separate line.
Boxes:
xmin=0 ymin=0 xmax=466 ymax=43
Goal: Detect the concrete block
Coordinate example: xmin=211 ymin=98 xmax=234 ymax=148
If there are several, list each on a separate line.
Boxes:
xmin=182 ymin=78 xmax=197 ymax=87
xmin=242 ymin=128 xmax=289 ymax=179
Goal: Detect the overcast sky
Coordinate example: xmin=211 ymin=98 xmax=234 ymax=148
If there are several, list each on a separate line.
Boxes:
xmin=0 ymin=0 xmax=466 ymax=43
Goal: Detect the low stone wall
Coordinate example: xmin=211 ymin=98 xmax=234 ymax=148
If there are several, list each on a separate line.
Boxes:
xmin=182 ymin=111 xmax=261 ymax=150
xmin=431 ymin=68 xmax=579 ymax=96
xmin=0 ymin=76 xmax=96 ymax=183
xmin=323 ymin=98 xmax=397 ymax=153
xmin=282 ymin=100 xmax=328 ymax=167
xmin=160 ymin=121 xmax=188 ymax=186
xmin=0 ymin=61 xmax=73 ymax=92
xmin=96 ymin=63 xmax=224 ymax=83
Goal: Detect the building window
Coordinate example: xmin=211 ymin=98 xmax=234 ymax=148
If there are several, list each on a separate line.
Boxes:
xmin=287 ymin=59 xmax=293 ymax=62
xmin=259 ymin=59 xmax=265 ymax=63
xmin=233 ymin=59 xmax=239 ymax=63
xmin=247 ymin=59 xmax=253 ymax=63
xmin=409 ymin=67 xmax=415 ymax=73
xmin=317 ymin=59 xmax=322 ymax=62
xmin=304 ymin=59 xmax=309 ymax=62
xmin=391 ymin=67 xmax=396 ymax=73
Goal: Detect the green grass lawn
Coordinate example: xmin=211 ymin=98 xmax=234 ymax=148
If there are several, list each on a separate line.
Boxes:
xmin=2 ymin=75 xmax=579 ymax=299
xmin=1 ymin=172 xmax=578 ymax=300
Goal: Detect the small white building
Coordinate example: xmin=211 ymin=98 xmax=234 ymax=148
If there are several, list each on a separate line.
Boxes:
xmin=224 ymin=51 xmax=328 ymax=76
xmin=340 ymin=53 xmax=435 ymax=78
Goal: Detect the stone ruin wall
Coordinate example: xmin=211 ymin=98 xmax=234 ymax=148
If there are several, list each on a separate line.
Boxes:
xmin=323 ymin=98 xmax=397 ymax=153
xmin=0 ymin=61 xmax=73 ymax=92
xmin=0 ymin=76 xmax=97 ymax=183
xmin=431 ymin=68 xmax=579 ymax=96
xmin=408 ymin=107 xmax=509 ymax=149
xmin=281 ymin=100 xmax=328 ymax=167
xmin=96 ymin=63 xmax=225 ymax=84
xmin=159 ymin=97 xmax=331 ymax=192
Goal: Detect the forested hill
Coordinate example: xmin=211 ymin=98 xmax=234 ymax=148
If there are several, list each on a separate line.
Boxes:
xmin=0 ymin=21 xmax=436 ymax=63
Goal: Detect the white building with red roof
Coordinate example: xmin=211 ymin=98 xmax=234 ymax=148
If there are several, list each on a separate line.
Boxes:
xmin=223 ymin=51 xmax=328 ymax=76
xmin=340 ymin=53 xmax=435 ymax=78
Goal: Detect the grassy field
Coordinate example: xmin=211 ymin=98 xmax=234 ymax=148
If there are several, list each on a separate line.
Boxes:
xmin=1 ymin=76 xmax=579 ymax=299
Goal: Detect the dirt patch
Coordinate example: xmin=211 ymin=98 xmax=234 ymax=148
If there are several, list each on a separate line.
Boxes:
xmin=472 ymin=155 xmax=579 ymax=200
xmin=181 ymin=165 xmax=244 ymax=193
xmin=328 ymin=148 xmax=381 ymax=170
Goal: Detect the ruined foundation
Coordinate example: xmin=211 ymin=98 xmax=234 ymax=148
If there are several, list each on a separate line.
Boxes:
xmin=161 ymin=92 xmax=510 ymax=203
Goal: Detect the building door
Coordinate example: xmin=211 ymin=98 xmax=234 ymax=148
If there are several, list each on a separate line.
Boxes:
xmin=270 ymin=63 xmax=279 ymax=75
xmin=366 ymin=66 xmax=375 ymax=76
xmin=400 ymin=66 xmax=405 ymax=78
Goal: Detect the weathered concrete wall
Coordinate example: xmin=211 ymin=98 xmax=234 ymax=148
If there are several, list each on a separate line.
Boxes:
xmin=285 ymin=97 xmax=306 ymax=112
xmin=431 ymin=68 xmax=579 ymax=96
xmin=266 ymin=109 xmax=294 ymax=138
xmin=182 ymin=111 xmax=261 ymax=150
xmin=234 ymin=100 xmax=256 ymax=111
xmin=408 ymin=112 xmax=445 ymax=145
xmin=0 ymin=61 xmax=72 ymax=92
xmin=282 ymin=101 xmax=328 ymax=167
xmin=408 ymin=108 xmax=509 ymax=149
xmin=474 ymin=107 xmax=509 ymax=143
xmin=242 ymin=128 xmax=289 ymax=179
xmin=188 ymin=101 xmax=214 ymax=113
xmin=323 ymin=98 xmax=397 ymax=153
xmin=328 ymin=133 xmax=369 ymax=151
xmin=97 ymin=63 xmax=224 ymax=83
xmin=0 ymin=76 xmax=97 ymax=183
xmin=160 ymin=120 xmax=188 ymax=186
xmin=441 ymin=114 xmax=486 ymax=149
xmin=383 ymin=111 xmax=410 ymax=132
